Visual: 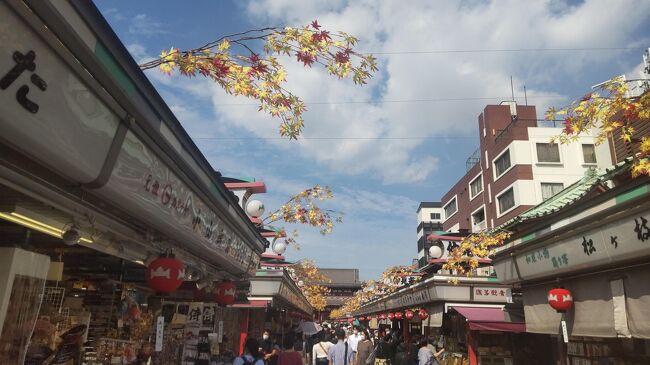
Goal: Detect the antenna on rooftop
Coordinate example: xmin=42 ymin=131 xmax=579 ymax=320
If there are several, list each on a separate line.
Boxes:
xmin=510 ymin=76 xmax=515 ymax=102
xmin=524 ymin=85 xmax=528 ymax=105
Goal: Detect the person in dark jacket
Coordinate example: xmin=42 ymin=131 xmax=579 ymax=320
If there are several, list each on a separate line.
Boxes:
xmin=393 ymin=342 xmax=409 ymax=365
xmin=374 ymin=334 xmax=394 ymax=365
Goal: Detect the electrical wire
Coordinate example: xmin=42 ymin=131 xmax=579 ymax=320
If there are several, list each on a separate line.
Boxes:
xmin=367 ymin=47 xmax=645 ymax=55
xmin=213 ymin=95 xmax=569 ymax=106
xmin=190 ymin=119 xmax=564 ymax=141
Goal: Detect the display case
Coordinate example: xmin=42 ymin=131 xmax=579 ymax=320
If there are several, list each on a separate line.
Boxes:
xmin=0 ymin=248 xmax=51 ymax=364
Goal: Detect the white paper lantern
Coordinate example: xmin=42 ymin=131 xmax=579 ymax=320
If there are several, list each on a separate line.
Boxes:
xmin=428 ymin=245 xmax=444 ymax=259
xmin=272 ymin=240 xmax=287 ymax=255
xmin=245 ymin=199 xmax=265 ymax=218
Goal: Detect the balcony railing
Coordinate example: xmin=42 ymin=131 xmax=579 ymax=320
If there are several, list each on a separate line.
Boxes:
xmin=495 ymin=118 xmax=564 ymax=143
xmin=465 ymin=148 xmax=480 ymax=171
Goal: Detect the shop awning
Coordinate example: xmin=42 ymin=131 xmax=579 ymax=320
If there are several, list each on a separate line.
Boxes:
xmin=452 ymin=306 xmax=526 ymax=333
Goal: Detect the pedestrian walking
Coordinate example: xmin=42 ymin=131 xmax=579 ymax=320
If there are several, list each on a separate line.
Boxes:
xmin=234 ymin=338 xmax=265 ymax=365
xmin=328 ymin=329 xmax=354 ymax=365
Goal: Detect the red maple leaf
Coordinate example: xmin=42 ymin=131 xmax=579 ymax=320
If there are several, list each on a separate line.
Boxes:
xmin=563 ymin=117 xmax=574 ymax=135
xmin=211 ymin=58 xmax=230 ymax=78
xmin=311 ymin=20 xmax=321 ymax=29
xmin=249 ymin=53 xmax=260 ymax=63
xmin=335 ymin=51 xmax=350 ymax=64
xmin=296 ymin=51 xmax=314 ymax=67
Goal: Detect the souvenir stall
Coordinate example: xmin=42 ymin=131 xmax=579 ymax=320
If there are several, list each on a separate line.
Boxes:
xmin=351 ymin=274 xmax=543 ymax=365
xmin=0 ymin=1 xmax=266 ymax=364
xmin=246 ymin=269 xmax=314 ymax=346
xmin=492 ymin=164 xmax=650 ymax=365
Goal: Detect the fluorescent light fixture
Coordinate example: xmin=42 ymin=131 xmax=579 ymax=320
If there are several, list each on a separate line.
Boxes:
xmin=0 ymin=212 xmax=93 ymax=243
xmin=133 ymin=260 xmax=145 ymax=266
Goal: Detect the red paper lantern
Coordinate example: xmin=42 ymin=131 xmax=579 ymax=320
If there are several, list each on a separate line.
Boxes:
xmin=348 ymin=318 xmax=354 ymax=323
xmin=147 ymin=256 xmax=185 ymax=293
xmin=405 ymin=310 xmax=414 ymax=320
xmin=379 ymin=313 xmax=387 ymax=320
xmin=395 ymin=311 xmax=403 ymax=320
xmin=418 ymin=309 xmax=429 ymax=320
xmin=214 ymin=281 xmax=237 ymax=305
xmin=548 ymin=287 xmax=573 ymax=312
xmin=387 ymin=312 xmax=395 ymax=320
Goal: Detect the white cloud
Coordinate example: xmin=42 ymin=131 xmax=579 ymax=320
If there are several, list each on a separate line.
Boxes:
xmin=128 ymin=14 xmax=167 ymax=36
xmin=199 ymin=0 xmax=648 ymax=184
xmin=143 ymin=0 xmax=650 ymax=185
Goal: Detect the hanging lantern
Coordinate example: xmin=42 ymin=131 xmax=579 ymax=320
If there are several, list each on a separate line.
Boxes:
xmin=405 ymin=310 xmax=414 ymax=320
xmin=428 ymin=243 xmax=444 ymax=259
xmin=245 ymin=199 xmax=265 ymax=218
xmin=387 ymin=312 xmax=395 ymax=320
xmin=395 ymin=311 xmax=403 ymax=320
xmin=548 ymin=287 xmax=573 ymax=312
xmin=348 ymin=318 xmax=354 ymax=323
xmin=418 ymin=309 xmax=429 ymax=320
xmin=214 ymin=281 xmax=237 ymax=306
xmin=379 ymin=313 xmax=387 ymax=320
xmin=147 ymin=255 xmax=185 ymax=294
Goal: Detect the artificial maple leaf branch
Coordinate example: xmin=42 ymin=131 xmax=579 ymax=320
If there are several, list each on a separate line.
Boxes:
xmin=139 ymin=22 xmax=378 ymax=139
xmin=546 ymin=77 xmax=649 ymax=176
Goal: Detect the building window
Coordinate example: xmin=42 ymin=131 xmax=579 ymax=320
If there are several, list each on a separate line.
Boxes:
xmin=494 ymin=149 xmax=511 ymax=178
xmin=469 ymin=174 xmax=483 ymax=199
xmin=471 ymin=207 xmax=485 ymax=225
xmin=497 ymin=188 xmax=515 ymax=214
xmin=430 ymin=213 xmax=441 ymax=220
xmin=536 ymin=143 xmax=561 ymax=163
xmin=541 ymin=182 xmax=564 ymax=201
xmin=443 ymin=198 xmax=457 ymax=219
xmin=582 ymin=144 xmax=597 ymax=164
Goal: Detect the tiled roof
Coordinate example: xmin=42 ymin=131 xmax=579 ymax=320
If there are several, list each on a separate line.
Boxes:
xmin=498 ymin=160 xmax=632 ymax=230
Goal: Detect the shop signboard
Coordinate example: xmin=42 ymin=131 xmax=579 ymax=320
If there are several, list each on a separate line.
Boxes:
xmin=494 ymin=209 xmax=650 ymax=283
xmin=386 ymin=286 xmax=432 ymax=309
xmin=278 ymin=282 xmax=312 ymax=315
xmin=98 ymin=130 xmax=259 ymax=275
xmin=0 ymin=3 xmax=120 ymax=183
xmin=471 ymin=286 xmax=511 ymax=303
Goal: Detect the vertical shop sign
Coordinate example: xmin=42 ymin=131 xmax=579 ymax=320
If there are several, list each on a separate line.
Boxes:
xmin=217 ymin=321 xmax=224 ymax=343
xmin=561 ymin=319 xmax=569 ymax=343
xmin=155 ymin=316 xmax=165 ymax=352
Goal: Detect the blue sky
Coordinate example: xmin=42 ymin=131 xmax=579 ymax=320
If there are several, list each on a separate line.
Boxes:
xmin=95 ymin=0 xmax=650 ymax=279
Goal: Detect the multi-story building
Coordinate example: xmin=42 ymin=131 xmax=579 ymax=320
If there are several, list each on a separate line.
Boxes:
xmin=441 ymin=102 xmax=613 ymax=233
xmin=416 ymin=202 xmax=443 ymax=268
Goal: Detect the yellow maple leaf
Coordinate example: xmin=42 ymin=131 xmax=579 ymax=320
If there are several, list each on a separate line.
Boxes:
xmin=218 ymin=39 xmax=230 ymax=51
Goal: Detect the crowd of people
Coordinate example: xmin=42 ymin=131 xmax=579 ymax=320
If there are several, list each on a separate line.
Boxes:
xmin=234 ymin=325 xmax=446 ymax=365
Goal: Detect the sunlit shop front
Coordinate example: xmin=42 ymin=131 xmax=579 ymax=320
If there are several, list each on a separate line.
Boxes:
xmin=0 ymin=1 xmax=265 ymax=364
xmin=350 ymin=275 xmax=549 ymax=365
xmin=493 ymin=163 xmax=650 ymax=365
xmin=238 ymin=269 xmax=314 ymax=346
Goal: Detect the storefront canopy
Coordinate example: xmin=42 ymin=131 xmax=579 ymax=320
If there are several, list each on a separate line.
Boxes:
xmin=451 ymin=306 xmax=526 ymax=333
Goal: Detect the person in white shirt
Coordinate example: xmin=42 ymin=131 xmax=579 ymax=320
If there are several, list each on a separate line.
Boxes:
xmin=312 ymin=332 xmax=334 ymax=365
xmin=418 ymin=338 xmax=444 ymax=365
xmin=346 ymin=326 xmax=362 ymax=365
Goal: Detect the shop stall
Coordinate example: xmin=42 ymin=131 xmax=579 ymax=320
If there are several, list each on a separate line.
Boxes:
xmin=244 ymin=269 xmax=314 ymax=346
xmin=350 ymin=275 xmax=547 ymax=365
xmin=0 ymin=1 xmax=266 ymax=363
xmin=492 ymin=164 xmax=650 ymax=365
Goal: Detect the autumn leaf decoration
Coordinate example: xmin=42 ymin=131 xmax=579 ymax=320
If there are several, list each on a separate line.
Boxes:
xmin=546 ymin=77 xmax=650 ymax=176
xmin=288 ymin=259 xmax=331 ymax=312
xmin=263 ymin=185 xmax=342 ymax=236
xmin=140 ymin=21 xmax=378 ymax=139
